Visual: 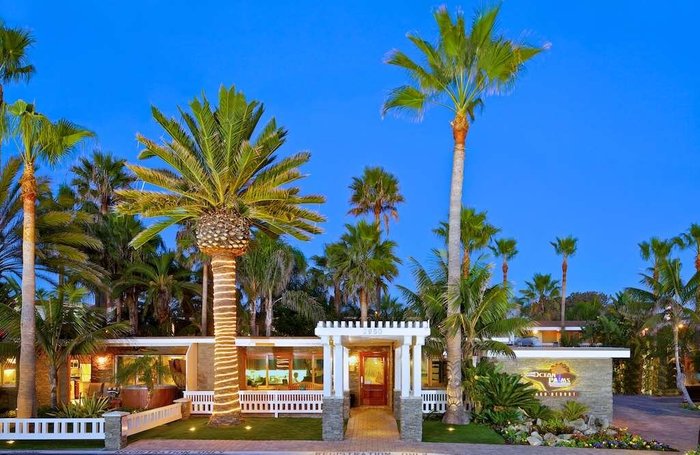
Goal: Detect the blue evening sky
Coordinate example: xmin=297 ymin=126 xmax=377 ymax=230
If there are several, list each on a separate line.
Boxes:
xmin=2 ymin=1 xmax=698 ymax=297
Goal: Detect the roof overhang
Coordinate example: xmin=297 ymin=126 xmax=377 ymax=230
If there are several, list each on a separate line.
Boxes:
xmin=491 ymin=347 xmax=630 ymax=359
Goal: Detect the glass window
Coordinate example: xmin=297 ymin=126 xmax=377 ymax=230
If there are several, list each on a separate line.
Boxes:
xmin=245 ymin=352 xmax=268 ymax=389
xmin=244 ymin=348 xmax=324 ymax=390
xmin=269 ymin=355 xmax=290 ymax=387
xmin=1 ymin=360 xmax=16 ymax=387
xmin=115 ymin=355 xmax=186 ymax=386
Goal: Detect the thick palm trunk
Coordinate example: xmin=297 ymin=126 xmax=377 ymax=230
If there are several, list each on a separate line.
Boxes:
xmin=359 ymin=288 xmax=368 ymax=323
xmin=560 ymin=259 xmax=568 ymax=332
xmin=265 ymin=291 xmax=273 ymax=337
xmin=18 ymin=167 xmax=37 ymax=418
xmin=673 ymin=323 xmax=694 ymax=405
xmin=502 ymin=261 xmax=509 ymax=286
xmin=444 ymin=116 xmax=468 ymax=425
xmin=208 ymin=253 xmax=242 ymax=426
xmin=49 ymin=363 xmax=59 ymax=409
xmin=249 ymin=298 xmax=257 ymax=336
xmin=202 ymin=259 xmax=209 ymax=336
xmin=127 ymin=290 xmax=138 ymax=335
xmin=333 ymin=282 xmax=341 ymax=316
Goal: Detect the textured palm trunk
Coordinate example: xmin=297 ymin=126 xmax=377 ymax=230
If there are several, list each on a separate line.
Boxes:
xmin=208 ymin=253 xmax=242 ymax=426
xmin=444 ymin=115 xmax=468 ymax=425
xmin=249 ymin=298 xmax=257 ymax=336
xmin=202 ymin=260 xmax=209 ymax=336
xmin=695 ymin=253 xmax=700 ymax=313
xmin=373 ymin=209 xmax=383 ymax=307
xmin=502 ymin=261 xmax=509 ymax=286
xmin=333 ymin=281 xmax=341 ymax=316
xmin=48 ymin=362 xmax=59 ymax=409
xmin=462 ymin=249 xmax=470 ymax=278
xmin=673 ymin=322 xmax=694 ymax=405
xmin=18 ymin=166 xmax=37 ymax=418
xmin=127 ymin=290 xmax=138 ymax=335
xmin=265 ymin=291 xmax=273 ymax=337
xmin=115 ymin=296 xmax=122 ymax=322
xmin=359 ymin=287 xmax=368 ymax=323
xmin=560 ymin=258 xmax=568 ymax=333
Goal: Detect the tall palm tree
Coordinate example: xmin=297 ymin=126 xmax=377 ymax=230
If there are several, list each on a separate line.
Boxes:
xmin=9 ymin=99 xmax=93 ymax=418
xmin=0 ymin=285 xmax=128 ymax=408
xmin=627 ymin=259 xmax=698 ymax=405
xmin=70 ymin=150 xmax=134 ymax=215
xmin=434 ymin=207 xmax=500 ymax=277
xmin=176 ymin=222 xmax=210 ymax=335
xmin=116 ymin=85 xmax=324 ymax=426
xmin=639 ymin=237 xmax=676 ymax=286
xmin=679 ymin=223 xmax=700 ymax=312
xmin=489 ymin=238 xmax=518 ymax=285
xmin=382 ymin=6 xmax=544 ymax=424
xmin=0 ymin=22 xmax=35 ymax=106
xmin=326 ymin=221 xmax=400 ymax=322
xmin=551 ymin=236 xmax=578 ymax=330
xmin=518 ymin=273 xmax=561 ymax=319
xmin=348 ymin=166 xmax=404 ymax=233
xmin=309 ymin=253 xmax=342 ymax=316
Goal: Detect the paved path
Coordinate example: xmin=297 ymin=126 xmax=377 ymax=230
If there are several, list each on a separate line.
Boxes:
xmin=120 ymin=439 xmax=666 ymax=454
xmin=345 ymin=407 xmax=399 ymax=440
xmin=614 ymin=395 xmax=699 ymax=451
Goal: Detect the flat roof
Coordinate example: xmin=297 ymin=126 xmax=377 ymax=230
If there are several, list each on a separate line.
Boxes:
xmin=494 ymin=347 xmax=630 ymax=359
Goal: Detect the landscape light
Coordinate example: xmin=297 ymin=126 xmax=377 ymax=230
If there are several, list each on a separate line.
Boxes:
xmin=245 ymin=425 xmax=252 ymax=430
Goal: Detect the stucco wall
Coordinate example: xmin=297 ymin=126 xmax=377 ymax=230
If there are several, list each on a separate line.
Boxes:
xmin=197 ymin=343 xmax=214 ymax=390
xmin=497 ymin=357 xmax=613 ymax=420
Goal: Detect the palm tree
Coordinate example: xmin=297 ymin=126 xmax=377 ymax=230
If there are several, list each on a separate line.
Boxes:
xmin=176 ymin=222 xmax=210 ymax=335
xmin=0 ymin=285 xmax=128 ymax=408
xmin=71 ymin=150 xmax=134 ymax=215
xmin=551 ymin=236 xmax=578 ymax=330
xmin=679 ymin=224 xmax=700 ymax=312
xmin=489 ymin=238 xmax=518 ymax=285
xmin=434 ymin=207 xmax=500 ymax=278
xmin=382 ymin=6 xmax=544 ymax=424
xmin=118 ymin=252 xmax=199 ymax=334
xmin=0 ymin=22 xmax=35 ymax=106
xmin=309 ymin=253 xmax=342 ymax=316
xmin=639 ymin=237 xmax=677 ymax=286
xmin=518 ymin=273 xmax=561 ymax=319
xmin=115 ymin=85 xmax=324 ymax=426
xmin=627 ymin=259 xmax=698 ymax=405
xmin=9 ymin=99 xmax=93 ymax=418
xmin=348 ymin=166 xmax=404 ymax=233
xmin=326 ymin=221 xmax=400 ymax=322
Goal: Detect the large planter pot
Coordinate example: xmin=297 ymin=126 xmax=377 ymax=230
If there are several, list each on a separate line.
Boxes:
xmin=120 ymin=385 xmax=180 ymax=410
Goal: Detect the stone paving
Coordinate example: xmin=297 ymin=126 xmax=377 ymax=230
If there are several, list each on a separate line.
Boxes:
xmin=345 ymin=407 xmax=399 ymax=441
xmin=613 ymin=395 xmax=699 ymax=452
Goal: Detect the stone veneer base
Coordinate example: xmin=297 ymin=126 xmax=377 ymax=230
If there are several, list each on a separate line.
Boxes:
xmin=393 ymin=390 xmax=401 ymax=420
xmin=399 ymin=396 xmax=423 ymax=442
xmin=322 ymin=397 xmax=344 ymax=441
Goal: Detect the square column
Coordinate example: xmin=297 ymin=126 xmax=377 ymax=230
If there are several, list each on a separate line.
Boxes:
xmin=332 ymin=335 xmax=343 ymax=398
xmin=400 ymin=337 xmax=411 ymax=398
xmin=412 ymin=339 xmax=423 ymax=397
xmin=321 ymin=336 xmax=332 ymax=397
xmin=343 ymin=347 xmax=350 ymax=392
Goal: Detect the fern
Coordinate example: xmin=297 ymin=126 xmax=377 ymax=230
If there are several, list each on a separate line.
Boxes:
xmin=560 ymin=400 xmax=589 ymax=421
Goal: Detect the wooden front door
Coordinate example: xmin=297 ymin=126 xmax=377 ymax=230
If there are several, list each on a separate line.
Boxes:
xmin=360 ymin=351 xmax=387 ymax=406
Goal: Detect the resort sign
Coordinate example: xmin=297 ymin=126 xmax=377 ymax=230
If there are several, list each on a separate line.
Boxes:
xmin=524 ymin=362 xmax=579 ymax=398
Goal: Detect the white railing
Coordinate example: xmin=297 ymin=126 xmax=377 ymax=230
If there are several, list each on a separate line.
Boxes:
xmin=124 ymin=403 xmax=181 ymax=436
xmin=184 ymin=390 xmax=323 ymax=417
xmin=316 ymin=320 xmax=429 ymax=329
xmin=0 ymin=418 xmax=105 ymax=440
xmin=421 ymin=389 xmax=447 ymax=414
xmin=184 ymin=391 xmax=214 ymax=415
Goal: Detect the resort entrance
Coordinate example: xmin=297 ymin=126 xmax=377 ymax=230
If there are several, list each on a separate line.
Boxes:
xmin=359 ymin=351 xmax=387 ymax=406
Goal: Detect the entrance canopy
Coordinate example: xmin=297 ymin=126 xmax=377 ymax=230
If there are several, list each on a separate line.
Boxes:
xmin=314 ymin=321 xmax=430 ymax=400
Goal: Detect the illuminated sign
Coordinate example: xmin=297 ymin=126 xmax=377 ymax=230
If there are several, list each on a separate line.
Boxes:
xmin=524 ymin=362 xmax=579 ymax=398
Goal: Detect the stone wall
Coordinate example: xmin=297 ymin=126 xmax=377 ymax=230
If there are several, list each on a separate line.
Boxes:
xmin=497 ymin=357 xmax=613 ymax=420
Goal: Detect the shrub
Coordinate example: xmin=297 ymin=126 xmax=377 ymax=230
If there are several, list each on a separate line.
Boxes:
xmin=537 ymin=417 xmax=573 ymax=434
xmin=476 ymin=408 xmax=525 ymax=428
xmin=475 ymin=371 xmax=540 ymax=412
xmin=559 ymin=400 xmax=589 ymax=421
xmin=684 ymin=447 xmax=700 ymax=455
xmin=49 ymin=394 xmax=111 ymax=418
xmin=526 ymin=403 xmax=554 ymax=421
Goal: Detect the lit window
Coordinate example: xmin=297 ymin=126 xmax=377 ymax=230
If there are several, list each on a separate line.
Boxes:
xmin=1 ymin=360 xmax=16 ymax=387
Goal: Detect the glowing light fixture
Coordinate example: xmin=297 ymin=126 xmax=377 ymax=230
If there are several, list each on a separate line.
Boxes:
xmin=447 ymin=427 xmax=455 ymax=432
xmin=189 ymin=427 xmax=196 ymax=432
xmin=244 ymin=425 xmax=252 ymax=430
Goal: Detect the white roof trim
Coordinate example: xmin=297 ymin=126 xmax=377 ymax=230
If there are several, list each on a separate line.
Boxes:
xmin=236 ymin=337 xmax=321 ymax=347
xmin=104 ymin=337 xmax=213 ymax=347
xmin=490 ymin=348 xmax=630 ymax=359
xmin=315 ymin=320 xmax=430 ymax=337
xmin=531 ymin=326 xmax=583 ymax=331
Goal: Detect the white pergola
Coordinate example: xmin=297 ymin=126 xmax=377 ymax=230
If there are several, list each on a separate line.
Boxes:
xmin=314 ymin=320 xmax=431 ymax=400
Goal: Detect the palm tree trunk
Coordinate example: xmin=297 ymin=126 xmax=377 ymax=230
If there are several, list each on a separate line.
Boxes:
xmin=462 ymin=249 xmax=470 ymax=278
xmin=359 ymin=288 xmax=368 ymax=323
xmin=17 ymin=166 xmax=37 ymax=418
xmin=502 ymin=261 xmax=508 ymax=286
xmin=444 ymin=115 xmax=468 ymax=425
xmin=249 ymin=298 xmax=257 ymax=336
xmin=333 ymin=281 xmax=341 ymax=316
xmin=560 ymin=258 xmax=568 ymax=332
xmin=115 ymin=297 xmax=122 ymax=322
xmin=49 ymin=362 xmax=58 ymax=409
xmin=265 ymin=291 xmax=273 ymax=337
xmin=202 ymin=259 xmax=209 ymax=336
xmin=208 ymin=253 xmax=242 ymax=426
xmin=127 ymin=289 xmax=138 ymax=335
xmin=673 ymin=322 xmax=694 ymax=405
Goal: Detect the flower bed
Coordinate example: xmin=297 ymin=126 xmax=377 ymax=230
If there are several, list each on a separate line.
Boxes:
xmin=499 ymin=416 xmax=674 ymax=451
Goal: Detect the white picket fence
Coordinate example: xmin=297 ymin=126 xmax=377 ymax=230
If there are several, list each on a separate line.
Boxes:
xmin=421 ymin=389 xmax=447 ymax=414
xmin=124 ymin=403 xmax=182 ymax=436
xmin=0 ymin=418 xmax=105 ymax=440
xmin=184 ymin=390 xmax=323 ymax=417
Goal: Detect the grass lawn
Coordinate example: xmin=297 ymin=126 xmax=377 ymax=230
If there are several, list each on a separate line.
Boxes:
xmin=129 ymin=416 xmax=322 ymax=441
xmin=422 ymin=420 xmax=505 ymax=444
xmin=0 ymin=440 xmax=103 ymax=450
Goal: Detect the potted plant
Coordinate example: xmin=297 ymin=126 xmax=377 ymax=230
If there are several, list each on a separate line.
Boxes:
xmin=115 ymin=356 xmax=179 ymax=409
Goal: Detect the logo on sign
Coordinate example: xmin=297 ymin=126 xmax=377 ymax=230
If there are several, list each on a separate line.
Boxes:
xmin=525 ymin=362 xmax=578 ymax=397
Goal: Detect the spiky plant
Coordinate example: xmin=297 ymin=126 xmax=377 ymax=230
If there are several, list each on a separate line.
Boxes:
xmin=116 ymin=85 xmax=324 ymax=425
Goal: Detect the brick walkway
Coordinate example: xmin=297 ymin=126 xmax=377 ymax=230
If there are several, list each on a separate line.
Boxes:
xmin=120 ymin=439 xmax=666 ymax=454
xmin=614 ymin=395 xmax=699 ymax=452
xmin=345 ymin=407 xmax=399 ymax=440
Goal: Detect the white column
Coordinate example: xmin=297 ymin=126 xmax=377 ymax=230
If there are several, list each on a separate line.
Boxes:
xmin=321 ymin=336 xmax=332 ymax=397
xmin=412 ymin=339 xmax=423 ymax=397
xmin=394 ymin=346 xmax=401 ymax=392
xmin=333 ymin=336 xmax=343 ymax=397
xmin=343 ymin=347 xmax=350 ymax=392
xmin=401 ymin=337 xmax=411 ymax=398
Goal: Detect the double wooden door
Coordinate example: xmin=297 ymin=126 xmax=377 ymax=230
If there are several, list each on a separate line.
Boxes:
xmin=359 ymin=351 xmax=387 ymax=406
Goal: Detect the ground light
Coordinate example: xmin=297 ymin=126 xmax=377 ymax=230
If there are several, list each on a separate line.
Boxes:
xmin=6 ymin=440 xmax=14 ymax=444
xmin=245 ymin=425 xmax=252 ymax=430
xmin=447 ymin=427 xmax=455 ymax=432
xmin=189 ymin=427 xmax=196 ymax=432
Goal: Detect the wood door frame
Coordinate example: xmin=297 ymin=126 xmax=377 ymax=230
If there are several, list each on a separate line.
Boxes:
xmin=359 ymin=351 xmax=388 ymax=406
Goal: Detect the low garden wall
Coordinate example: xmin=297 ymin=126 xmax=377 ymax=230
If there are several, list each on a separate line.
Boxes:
xmin=497 ymin=357 xmax=613 ymax=420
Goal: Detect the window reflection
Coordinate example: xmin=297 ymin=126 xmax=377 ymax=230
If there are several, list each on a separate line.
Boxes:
xmin=244 ymin=348 xmax=323 ymax=390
